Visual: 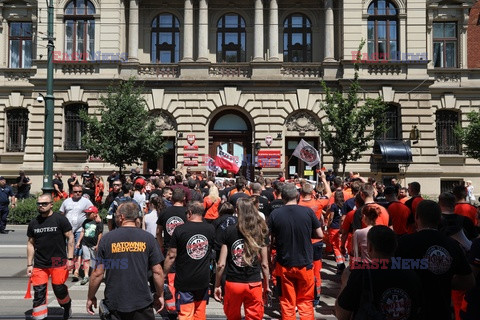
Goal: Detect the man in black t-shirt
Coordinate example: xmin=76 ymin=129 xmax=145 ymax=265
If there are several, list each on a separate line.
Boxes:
xmin=87 ymin=202 xmax=165 ymax=319
xmin=15 ymin=170 xmax=32 ymax=199
xmin=163 ymin=201 xmax=215 ymax=320
xmin=396 ymin=200 xmax=475 ymax=320
xmin=67 ymin=172 xmax=80 ymax=196
xmin=336 ymin=226 xmax=423 ymax=320
xmin=268 ymin=183 xmax=323 ymax=320
xmin=156 ymin=188 xmax=187 ymax=314
xmin=27 ymin=193 xmax=74 ymax=320
xmin=53 ymin=172 xmax=67 ymax=200
xmin=251 ymin=183 xmax=271 ymax=218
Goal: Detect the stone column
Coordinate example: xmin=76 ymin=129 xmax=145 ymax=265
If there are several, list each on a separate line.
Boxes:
xmin=182 ymin=0 xmax=194 ymax=61
xmin=128 ymin=0 xmax=139 ymax=61
xmin=324 ymin=0 xmax=335 ymax=62
xmin=254 ymin=0 xmax=264 ymax=61
xmin=268 ymin=0 xmax=279 ymax=60
xmin=197 ymin=0 xmax=209 ymax=61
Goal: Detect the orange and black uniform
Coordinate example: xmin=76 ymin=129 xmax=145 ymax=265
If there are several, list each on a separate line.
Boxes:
xmin=27 ymin=212 xmax=72 ymax=320
xmin=156 ymin=206 xmax=187 ymax=312
xmin=220 ymin=225 xmax=267 ymax=320
xmin=268 ymin=205 xmax=321 ymax=320
xmin=386 ymin=201 xmax=411 ymax=235
xmin=461 ymin=237 xmax=480 ymax=319
xmin=170 ymin=221 xmax=215 ymax=320
xmin=455 ymin=202 xmax=478 ymax=227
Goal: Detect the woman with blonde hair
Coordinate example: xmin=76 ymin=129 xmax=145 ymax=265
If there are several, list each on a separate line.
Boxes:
xmin=214 ymin=197 xmax=270 ymax=320
xmin=204 ymin=185 xmax=221 ymax=222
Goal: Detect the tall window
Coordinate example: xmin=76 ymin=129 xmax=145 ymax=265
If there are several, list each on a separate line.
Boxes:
xmin=151 ymin=13 xmax=180 ymax=63
xmin=9 ymin=22 xmax=32 ymax=68
xmin=433 ymin=22 xmax=457 ymax=68
xmin=376 ymin=104 xmax=401 ymax=140
xmin=64 ymin=0 xmax=95 ymax=61
xmin=436 ymin=110 xmax=460 ymax=154
xmin=217 ymin=14 xmax=246 ymax=62
xmin=367 ymin=0 xmax=398 ymax=61
xmin=6 ymin=109 xmax=28 ymax=152
xmin=64 ymin=105 xmax=87 ymax=150
xmin=283 ymin=14 xmax=312 ymax=62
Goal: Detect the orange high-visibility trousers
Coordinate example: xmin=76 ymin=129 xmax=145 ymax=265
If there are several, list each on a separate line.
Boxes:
xmin=275 ymin=264 xmax=314 ymax=320
xmin=223 ymin=281 xmax=264 ymax=320
xmin=328 ymin=228 xmax=344 ymax=265
xmin=176 ymin=288 xmax=209 ymax=320
xmin=165 ymin=273 xmax=177 ymax=312
xmin=31 ymin=267 xmax=70 ymax=320
xmin=452 ymin=289 xmax=465 ymax=320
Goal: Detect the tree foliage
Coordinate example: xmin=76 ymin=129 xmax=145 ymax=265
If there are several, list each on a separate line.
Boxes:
xmin=81 ymin=78 xmax=165 ymax=173
xmin=319 ymin=40 xmax=387 ymax=176
xmin=456 ymin=111 xmax=480 ymax=161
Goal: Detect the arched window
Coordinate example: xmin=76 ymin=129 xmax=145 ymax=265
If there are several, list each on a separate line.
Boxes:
xmin=6 ymin=109 xmax=28 ymax=152
xmin=217 ymin=14 xmax=246 ymax=62
xmin=64 ymin=0 xmax=95 ymax=61
xmin=283 ymin=14 xmax=312 ymax=62
xmin=64 ymin=104 xmax=87 ymax=150
xmin=367 ymin=0 xmax=398 ymax=61
xmin=151 ymin=14 xmax=180 ymax=63
xmin=376 ymin=104 xmax=401 ymax=140
xmin=436 ymin=110 xmax=460 ymax=154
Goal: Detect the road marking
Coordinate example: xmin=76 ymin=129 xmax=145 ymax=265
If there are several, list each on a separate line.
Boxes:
xmin=0 ymin=245 xmax=27 ymax=248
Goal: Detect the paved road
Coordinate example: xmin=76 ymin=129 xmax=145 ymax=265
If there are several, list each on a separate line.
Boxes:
xmin=0 ymin=225 xmax=340 ymax=319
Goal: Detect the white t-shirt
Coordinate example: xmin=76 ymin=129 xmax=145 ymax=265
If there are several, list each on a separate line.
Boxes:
xmin=59 ymin=197 xmax=93 ymax=233
xmin=144 ymin=209 xmax=158 ymax=237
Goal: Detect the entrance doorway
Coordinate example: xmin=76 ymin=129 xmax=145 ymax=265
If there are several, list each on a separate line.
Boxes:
xmin=146 ymin=137 xmax=175 ymax=175
xmin=209 ymin=111 xmax=253 ymax=179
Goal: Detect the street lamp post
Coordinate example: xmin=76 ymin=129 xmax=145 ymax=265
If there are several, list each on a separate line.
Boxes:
xmin=42 ymin=0 xmax=55 ymax=193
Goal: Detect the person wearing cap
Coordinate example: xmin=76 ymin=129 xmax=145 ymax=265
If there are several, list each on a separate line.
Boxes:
xmin=0 ymin=176 xmax=16 ymax=234
xmin=75 ymin=206 xmax=103 ymax=285
xmin=15 ymin=170 xmax=32 ymax=199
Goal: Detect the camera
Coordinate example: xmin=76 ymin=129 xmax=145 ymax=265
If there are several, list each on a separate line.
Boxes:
xmin=36 ymin=95 xmax=44 ymax=103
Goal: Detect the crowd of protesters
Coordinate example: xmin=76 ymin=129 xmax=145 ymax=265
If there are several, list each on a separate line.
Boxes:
xmin=21 ymin=166 xmax=480 ymax=320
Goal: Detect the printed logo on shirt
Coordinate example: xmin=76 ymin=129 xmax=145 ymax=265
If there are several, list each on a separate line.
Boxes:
xmin=111 ymin=241 xmax=146 ymax=253
xmin=380 ymin=288 xmax=411 ymax=320
xmin=424 ymin=245 xmax=452 ymax=275
xmin=231 ymin=239 xmax=246 ymax=267
xmin=84 ymin=223 xmax=97 ymax=238
xmin=166 ymin=216 xmax=185 ymax=236
xmin=34 ymin=227 xmax=58 ymax=233
xmin=186 ymin=234 xmax=209 ymax=260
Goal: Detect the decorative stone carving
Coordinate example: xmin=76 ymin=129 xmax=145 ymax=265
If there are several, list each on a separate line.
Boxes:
xmin=151 ymin=110 xmax=177 ymax=131
xmin=285 ymin=112 xmax=318 ymax=133
xmin=281 ymin=64 xmax=322 ymax=78
xmin=139 ymin=65 xmax=179 ymax=78
xmin=435 ymin=73 xmax=460 ymax=82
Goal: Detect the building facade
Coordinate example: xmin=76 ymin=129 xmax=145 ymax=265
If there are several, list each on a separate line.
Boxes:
xmin=0 ymin=0 xmax=480 ymax=195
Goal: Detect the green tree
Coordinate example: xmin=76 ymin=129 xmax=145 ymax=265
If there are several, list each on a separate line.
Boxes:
xmin=319 ymin=40 xmax=387 ymax=176
xmin=456 ymin=111 xmax=480 ymax=160
xmin=81 ymin=78 xmax=165 ymax=174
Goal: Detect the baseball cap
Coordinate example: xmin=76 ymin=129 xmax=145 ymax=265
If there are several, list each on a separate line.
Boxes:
xmin=279 ymin=177 xmax=285 ymax=182
xmin=135 ymin=177 xmax=146 ymax=187
xmin=0 ymin=176 xmax=5 ymax=180
xmin=84 ymin=206 xmax=98 ymax=214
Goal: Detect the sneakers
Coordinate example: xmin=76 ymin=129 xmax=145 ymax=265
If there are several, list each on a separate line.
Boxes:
xmin=63 ymin=300 xmax=72 ymax=319
xmin=80 ymin=276 xmax=89 ymax=285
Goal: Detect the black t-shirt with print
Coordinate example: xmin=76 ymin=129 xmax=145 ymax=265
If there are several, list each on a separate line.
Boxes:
xmin=97 ymin=227 xmax=164 ymax=313
xmin=337 ymin=266 xmax=423 ymax=320
xmin=81 ymin=219 xmax=104 ymax=247
xmin=157 ymin=206 xmax=187 ymax=249
xmin=256 ymin=195 xmax=271 ymax=219
xmin=396 ymin=229 xmax=472 ymax=320
xmin=27 ymin=212 xmax=72 ymax=268
xmin=267 ymin=205 xmax=321 ymax=267
xmin=169 ymin=221 xmax=215 ymax=291
xmin=269 ymin=199 xmax=285 ymax=212
xmin=261 ymin=188 xmax=275 ymax=202
xmin=221 ymin=226 xmax=263 ymax=283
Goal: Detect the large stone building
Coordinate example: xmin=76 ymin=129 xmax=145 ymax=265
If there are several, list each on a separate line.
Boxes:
xmin=1 ymin=0 xmax=480 ymax=195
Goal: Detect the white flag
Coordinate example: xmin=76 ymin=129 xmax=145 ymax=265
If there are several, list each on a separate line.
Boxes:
xmin=292 ymin=139 xmax=320 ymax=167
xmin=206 ymin=156 xmax=222 ymax=174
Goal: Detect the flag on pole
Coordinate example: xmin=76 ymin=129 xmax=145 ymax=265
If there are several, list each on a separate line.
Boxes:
xmin=206 ymin=156 xmax=222 ymax=174
xmin=292 ymin=139 xmax=320 ymax=167
xmin=215 ymin=149 xmax=241 ymax=173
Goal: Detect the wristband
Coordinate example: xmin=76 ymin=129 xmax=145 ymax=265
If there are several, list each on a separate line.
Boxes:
xmin=27 ymin=264 xmax=33 ymax=267
xmin=68 ymin=258 xmax=73 ymax=261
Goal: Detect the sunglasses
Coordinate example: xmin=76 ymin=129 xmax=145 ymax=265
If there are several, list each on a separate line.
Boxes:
xmin=73 ymin=190 xmax=83 ymax=193
xmin=37 ymin=202 xmax=52 ymax=206
xmin=113 ymin=184 xmax=122 ymax=187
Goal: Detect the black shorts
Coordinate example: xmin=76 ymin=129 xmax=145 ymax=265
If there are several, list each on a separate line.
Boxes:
xmin=313 ymin=241 xmax=323 ymax=261
xmin=110 ymin=305 xmax=155 ymax=320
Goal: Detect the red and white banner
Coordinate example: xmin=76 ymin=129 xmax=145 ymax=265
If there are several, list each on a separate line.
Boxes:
xmin=206 ymin=156 xmax=222 ymax=174
xmin=292 ymin=139 xmax=320 ymax=167
xmin=215 ymin=149 xmax=241 ymax=173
